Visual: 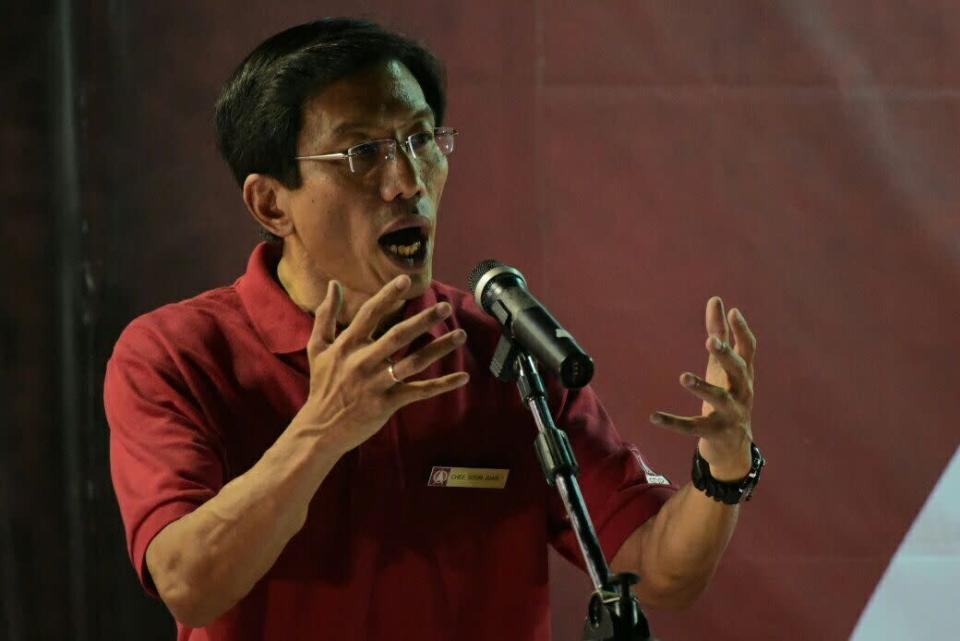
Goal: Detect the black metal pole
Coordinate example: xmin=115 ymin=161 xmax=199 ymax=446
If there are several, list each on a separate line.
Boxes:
xmin=53 ymin=0 xmax=89 ymax=637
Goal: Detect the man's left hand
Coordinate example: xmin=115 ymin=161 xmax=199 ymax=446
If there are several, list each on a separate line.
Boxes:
xmin=650 ymin=296 xmax=758 ymax=481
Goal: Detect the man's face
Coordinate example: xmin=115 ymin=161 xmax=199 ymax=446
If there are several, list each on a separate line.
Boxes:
xmin=283 ymin=60 xmax=448 ymax=315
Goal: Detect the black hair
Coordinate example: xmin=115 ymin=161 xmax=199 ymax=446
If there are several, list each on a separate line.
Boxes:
xmin=214 ymin=18 xmax=447 ymax=241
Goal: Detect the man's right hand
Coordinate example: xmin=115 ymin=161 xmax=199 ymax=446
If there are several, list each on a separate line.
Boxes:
xmin=145 ymin=275 xmax=468 ymax=627
xmin=293 ymin=274 xmax=469 ymax=454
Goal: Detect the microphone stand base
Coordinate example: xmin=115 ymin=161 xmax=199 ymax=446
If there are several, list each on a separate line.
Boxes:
xmin=582 ymin=573 xmax=655 ymax=641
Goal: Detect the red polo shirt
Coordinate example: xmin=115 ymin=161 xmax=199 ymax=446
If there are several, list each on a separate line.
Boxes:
xmin=105 ymin=242 xmax=674 ymax=641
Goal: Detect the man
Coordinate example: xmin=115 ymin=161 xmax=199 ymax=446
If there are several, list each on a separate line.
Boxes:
xmin=105 ymin=18 xmax=763 ymax=641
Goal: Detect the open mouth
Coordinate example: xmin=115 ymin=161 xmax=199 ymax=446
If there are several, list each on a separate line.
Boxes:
xmin=377 ymin=225 xmax=429 ymax=269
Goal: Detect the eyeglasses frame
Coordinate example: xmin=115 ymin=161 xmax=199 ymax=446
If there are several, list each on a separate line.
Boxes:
xmin=294 ymin=127 xmax=458 ymax=175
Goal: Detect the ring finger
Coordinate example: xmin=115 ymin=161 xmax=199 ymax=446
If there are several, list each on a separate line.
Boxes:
xmin=386 ymin=329 xmax=467 ymax=384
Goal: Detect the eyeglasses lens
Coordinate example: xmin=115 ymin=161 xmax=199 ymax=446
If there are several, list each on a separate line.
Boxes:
xmin=346 ymin=129 xmax=457 ymax=175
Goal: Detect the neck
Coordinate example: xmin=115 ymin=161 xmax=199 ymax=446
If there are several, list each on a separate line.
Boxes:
xmin=275 ymin=240 xmax=405 ymax=334
xmin=276 ymin=242 xmax=327 ymax=314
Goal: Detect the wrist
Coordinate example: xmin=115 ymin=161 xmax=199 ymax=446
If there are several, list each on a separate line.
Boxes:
xmin=697 ymin=438 xmax=752 ymax=481
xmin=691 ymin=441 xmax=765 ymax=505
xmin=286 ymin=412 xmax=353 ymax=463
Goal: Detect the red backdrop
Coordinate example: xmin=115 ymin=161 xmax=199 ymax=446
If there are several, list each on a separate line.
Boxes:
xmin=76 ymin=2 xmax=960 ymax=639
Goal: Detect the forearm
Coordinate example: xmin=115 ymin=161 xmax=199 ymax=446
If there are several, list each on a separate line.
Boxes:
xmin=145 ymin=417 xmax=347 ymax=627
xmin=612 ymin=483 xmax=739 ymax=609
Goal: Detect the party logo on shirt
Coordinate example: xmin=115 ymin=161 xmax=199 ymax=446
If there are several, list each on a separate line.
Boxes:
xmin=428 ymin=466 xmax=452 ymax=487
xmin=427 ymin=466 xmax=509 ymax=489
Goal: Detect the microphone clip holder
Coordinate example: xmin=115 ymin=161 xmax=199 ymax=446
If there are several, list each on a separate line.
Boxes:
xmin=489 ymin=334 xmax=658 ymax=641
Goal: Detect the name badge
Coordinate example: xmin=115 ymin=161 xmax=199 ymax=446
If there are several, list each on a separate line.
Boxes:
xmin=427 ymin=466 xmax=509 ymax=489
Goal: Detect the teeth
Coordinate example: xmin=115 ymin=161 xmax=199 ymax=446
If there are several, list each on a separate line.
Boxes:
xmin=387 ymin=240 xmax=422 ymax=257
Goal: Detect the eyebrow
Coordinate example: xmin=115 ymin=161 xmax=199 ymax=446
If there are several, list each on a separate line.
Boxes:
xmin=329 ymin=107 xmax=436 ymax=141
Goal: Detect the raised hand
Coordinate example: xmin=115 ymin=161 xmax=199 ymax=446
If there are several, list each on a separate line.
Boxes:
xmin=650 ymin=296 xmax=757 ymax=480
xmin=293 ymin=275 xmax=469 ymax=454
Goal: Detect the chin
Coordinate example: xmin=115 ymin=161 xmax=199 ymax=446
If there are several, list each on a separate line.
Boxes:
xmin=403 ymin=268 xmax=433 ymax=298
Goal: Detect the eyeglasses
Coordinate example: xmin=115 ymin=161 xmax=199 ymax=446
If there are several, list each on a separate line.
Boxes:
xmin=295 ymin=127 xmax=458 ymax=176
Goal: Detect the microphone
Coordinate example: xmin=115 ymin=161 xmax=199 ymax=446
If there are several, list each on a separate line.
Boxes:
xmin=467 ymin=260 xmax=594 ymax=388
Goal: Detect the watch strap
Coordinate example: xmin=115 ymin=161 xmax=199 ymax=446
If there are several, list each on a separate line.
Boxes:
xmin=691 ymin=442 xmax=765 ymax=505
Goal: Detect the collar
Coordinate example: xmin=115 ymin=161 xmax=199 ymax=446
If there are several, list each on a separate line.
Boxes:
xmin=236 ymin=242 xmax=443 ymax=355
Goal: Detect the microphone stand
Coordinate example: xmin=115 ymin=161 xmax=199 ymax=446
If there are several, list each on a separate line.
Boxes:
xmin=489 ymin=335 xmax=658 ymax=641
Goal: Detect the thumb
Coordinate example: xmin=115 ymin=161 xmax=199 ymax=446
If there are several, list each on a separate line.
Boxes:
xmin=308 ymin=280 xmax=343 ymax=355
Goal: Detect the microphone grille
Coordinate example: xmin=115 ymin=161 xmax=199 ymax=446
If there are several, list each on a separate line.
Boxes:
xmin=467 ymin=259 xmax=503 ymax=295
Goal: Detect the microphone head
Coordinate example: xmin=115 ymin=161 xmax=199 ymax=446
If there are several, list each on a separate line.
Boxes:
xmin=467 ymin=260 xmax=527 ymax=311
xmin=467 ymin=259 xmax=503 ymax=295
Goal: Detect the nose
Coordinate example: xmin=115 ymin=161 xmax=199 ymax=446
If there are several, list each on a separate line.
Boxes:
xmin=378 ymin=145 xmax=425 ymax=203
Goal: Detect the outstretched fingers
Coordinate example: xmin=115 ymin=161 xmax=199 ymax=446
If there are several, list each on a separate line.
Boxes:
xmin=705 ymin=296 xmax=730 ymax=343
xmin=679 ymin=372 xmax=734 ymax=412
xmin=308 ymin=280 xmax=343 ymax=357
xmin=729 ymin=307 xmax=757 ymax=370
xmin=387 ymin=329 xmax=467 ymax=382
xmin=650 ymin=298 xmax=758 ymax=446
xmin=391 ymin=371 xmax=471 ymax=404
xmin=342 ymin=275 xmax=412 ymax=343
xmin=705 ymin=334 xmax=751 ymax=398
xmin=366 ymin=302 xmax=453 ymax=365
xmin=649 ymin=411 xmax=717 ymax=438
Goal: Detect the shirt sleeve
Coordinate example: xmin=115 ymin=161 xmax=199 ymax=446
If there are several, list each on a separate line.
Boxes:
xmin=104 ymin=321 xmax=226 ymax=596
xmin=547 ymin=384 xmax=676 ymax=572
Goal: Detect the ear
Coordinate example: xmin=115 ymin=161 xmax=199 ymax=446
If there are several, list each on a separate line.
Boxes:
xmin=242 ymin=173 xmax=295 ymax=238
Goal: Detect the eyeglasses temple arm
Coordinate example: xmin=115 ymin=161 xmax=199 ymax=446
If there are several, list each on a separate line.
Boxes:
xmin=294 ymin=152 xmax=349 ymax=161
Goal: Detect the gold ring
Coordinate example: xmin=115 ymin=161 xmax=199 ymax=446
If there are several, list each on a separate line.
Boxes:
xmin=387 ymin=361 xmax=402 ymax=384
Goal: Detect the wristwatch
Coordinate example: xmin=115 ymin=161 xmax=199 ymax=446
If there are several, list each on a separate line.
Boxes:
xmin=691 ymin=442 xmax=765 ymax=505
